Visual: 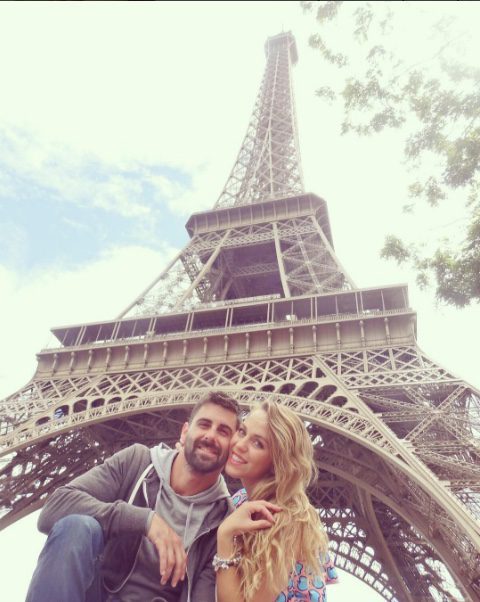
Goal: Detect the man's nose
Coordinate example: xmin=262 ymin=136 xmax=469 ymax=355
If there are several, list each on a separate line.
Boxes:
xmin=203 ymin=427 xmax=218 ymax=443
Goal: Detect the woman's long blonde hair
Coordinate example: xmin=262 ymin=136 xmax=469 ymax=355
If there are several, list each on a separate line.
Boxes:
xmin=237 ymin=400 xmax=329 ymax=600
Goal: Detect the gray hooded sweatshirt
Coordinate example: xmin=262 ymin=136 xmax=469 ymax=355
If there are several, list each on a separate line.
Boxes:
xmin=116 ymin=446 xmax=231 ymax=602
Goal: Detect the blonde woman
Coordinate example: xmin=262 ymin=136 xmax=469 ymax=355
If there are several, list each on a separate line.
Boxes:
xmin=215 ymin=400 xmax=337 ymax=602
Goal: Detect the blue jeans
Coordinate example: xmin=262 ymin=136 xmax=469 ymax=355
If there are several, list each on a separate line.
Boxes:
xmin=26 ymin=514 xmax=106 ymax=602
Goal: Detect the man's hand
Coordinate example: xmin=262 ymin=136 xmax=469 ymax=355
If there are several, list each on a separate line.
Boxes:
xmin=147 ymin=513 xmax=187 ymax=587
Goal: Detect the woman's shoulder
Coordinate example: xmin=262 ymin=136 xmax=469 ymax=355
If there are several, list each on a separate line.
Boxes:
xmin=231 ymin=487 xmax=248 ymax=508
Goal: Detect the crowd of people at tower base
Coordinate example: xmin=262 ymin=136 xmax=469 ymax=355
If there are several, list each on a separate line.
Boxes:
xmin=26 ymin=391 xmax=338 ymax=602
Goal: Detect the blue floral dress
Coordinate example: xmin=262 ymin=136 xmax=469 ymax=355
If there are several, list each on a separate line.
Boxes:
xmin=232 ymin=488 xmax=338 ymax=602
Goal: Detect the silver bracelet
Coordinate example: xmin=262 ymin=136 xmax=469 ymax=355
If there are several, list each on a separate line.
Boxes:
xmin=212 ymin=552 xmax=242 ymax=572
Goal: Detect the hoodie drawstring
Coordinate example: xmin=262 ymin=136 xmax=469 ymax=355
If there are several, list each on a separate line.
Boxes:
xmin=183 ymin=503 xmax=194 ymax=548
xmin=128 ymin=463 xmax=153 ymax=504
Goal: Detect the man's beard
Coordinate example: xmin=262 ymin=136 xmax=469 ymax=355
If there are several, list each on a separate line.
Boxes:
xmin=183 ymin=436 xmax=227 ymax=473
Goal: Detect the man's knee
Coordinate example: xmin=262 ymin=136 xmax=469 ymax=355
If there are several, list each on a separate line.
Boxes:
xmin=50 ymin=514 xmax=104 ymax=554
xmin=27 ymin=515 xmax=104 ymax=602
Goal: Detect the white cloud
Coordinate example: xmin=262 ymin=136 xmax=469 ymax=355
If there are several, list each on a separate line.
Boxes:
xmin=0 ymin=127 xmax=161 ymax=217
xmin=90 ymin=173 xmax=152 ymax=217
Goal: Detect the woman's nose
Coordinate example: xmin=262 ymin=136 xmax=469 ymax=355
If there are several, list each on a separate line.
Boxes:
xmin=233 ymin=438 xmax=247 ymax=452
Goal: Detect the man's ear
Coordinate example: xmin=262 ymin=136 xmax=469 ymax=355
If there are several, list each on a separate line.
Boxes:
xmin=179 ymin=421 xmax=189 ymax=446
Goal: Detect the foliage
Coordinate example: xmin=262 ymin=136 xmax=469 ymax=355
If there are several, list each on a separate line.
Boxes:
xmin=302 ymin=0 xmax=480 ymax=306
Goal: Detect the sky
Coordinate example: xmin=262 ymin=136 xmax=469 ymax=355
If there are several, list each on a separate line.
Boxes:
xmin=0 ymin=1 xmax=479 ymax=600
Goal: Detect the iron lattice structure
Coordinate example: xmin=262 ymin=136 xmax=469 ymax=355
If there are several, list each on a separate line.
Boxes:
xmin=1 ymin=31 xmax=479 ymax=601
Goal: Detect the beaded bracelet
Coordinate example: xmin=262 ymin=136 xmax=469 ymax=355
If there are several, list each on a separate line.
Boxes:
xmin=212 ymin=552 xmax=242 ymax=572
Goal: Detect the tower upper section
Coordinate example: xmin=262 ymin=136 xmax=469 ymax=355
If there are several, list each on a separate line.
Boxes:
xmin=215 ymin=31 xmax=304 ymax=208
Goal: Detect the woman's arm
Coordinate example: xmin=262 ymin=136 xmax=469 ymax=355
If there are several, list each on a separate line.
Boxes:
xmin=215 ymin=500 xmax=281 ymax=602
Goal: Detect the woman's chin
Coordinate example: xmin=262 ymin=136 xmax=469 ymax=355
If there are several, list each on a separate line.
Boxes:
xmin=225 ymin=461 xmax=240 ymax=478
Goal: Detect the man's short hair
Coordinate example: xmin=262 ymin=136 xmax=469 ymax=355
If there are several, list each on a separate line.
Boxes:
xmin=189 ymin=391 xmax=240 ymax=425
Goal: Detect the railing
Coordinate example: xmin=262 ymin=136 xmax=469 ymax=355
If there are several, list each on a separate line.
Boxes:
xmin=42 ymin=307 xmax=414 ymax=353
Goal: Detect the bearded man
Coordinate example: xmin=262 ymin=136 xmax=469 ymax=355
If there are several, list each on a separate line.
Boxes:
xmin=26 ymin=391 xmax=240 ymax=602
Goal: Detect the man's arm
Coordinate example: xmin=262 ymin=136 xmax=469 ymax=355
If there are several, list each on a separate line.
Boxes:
xmin=39 ymin=443 xmax=188 ymax=586
xmin=38 ymin=443 xmax=152 ymax=539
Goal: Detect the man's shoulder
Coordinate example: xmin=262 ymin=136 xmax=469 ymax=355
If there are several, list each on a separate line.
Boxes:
xmin=115 ymin=442 xmax=151 ymax=459
xmin=108 ymin=443 xmax=154 ymax=476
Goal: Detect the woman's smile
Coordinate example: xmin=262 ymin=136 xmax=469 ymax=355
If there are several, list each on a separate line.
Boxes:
xmin=229 ymin=451 xmax=247 ymax=465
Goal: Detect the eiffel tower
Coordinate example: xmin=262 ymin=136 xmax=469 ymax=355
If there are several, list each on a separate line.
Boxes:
xmin=1 ymin=31 xmax=479 ymax=601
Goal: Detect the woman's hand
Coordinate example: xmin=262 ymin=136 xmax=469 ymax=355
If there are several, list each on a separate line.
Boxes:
xmin=215 ymin=500 xmax=282 ymax=602
xmin=218 ymin=500 xmax=282 ymax=541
